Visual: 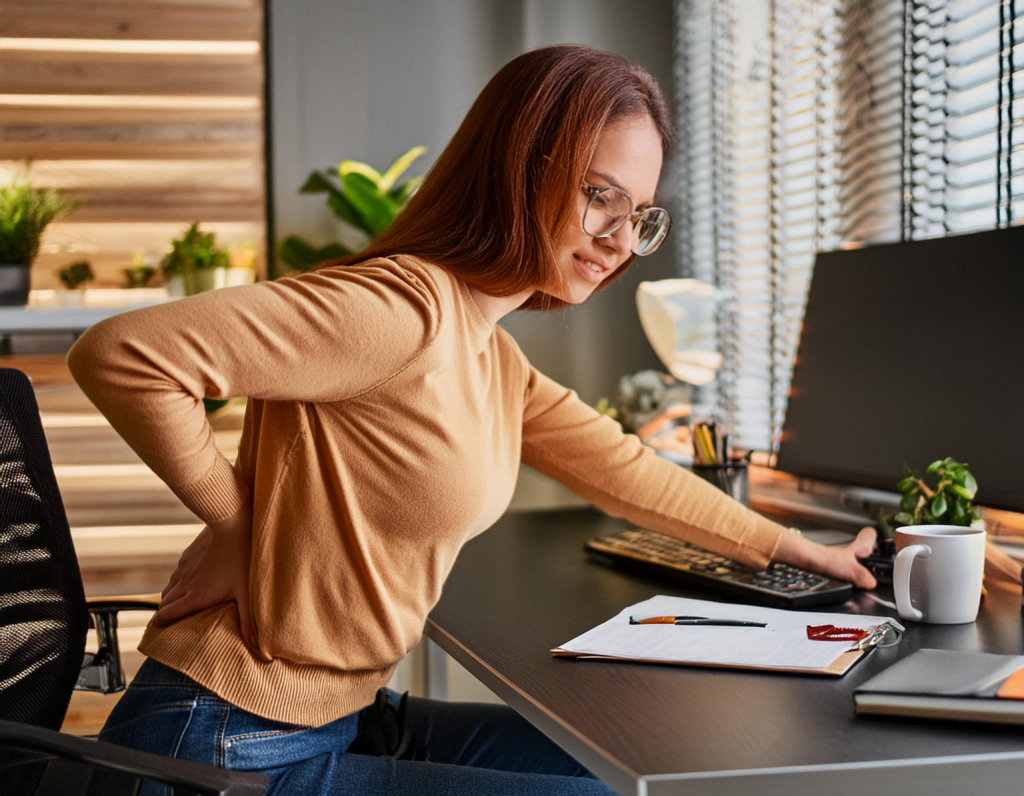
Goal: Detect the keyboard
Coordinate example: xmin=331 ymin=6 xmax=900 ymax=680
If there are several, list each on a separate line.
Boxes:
xmin=585 ymin=528 xmax=853 ymax=609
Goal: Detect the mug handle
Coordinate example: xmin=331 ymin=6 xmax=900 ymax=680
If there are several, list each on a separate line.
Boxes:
xmin=894 ymin=543 xmax=931 ymax=622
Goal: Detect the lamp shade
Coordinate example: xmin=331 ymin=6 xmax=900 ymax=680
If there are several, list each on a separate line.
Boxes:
xmin=635 ymin=279 xmax=721 ymax=386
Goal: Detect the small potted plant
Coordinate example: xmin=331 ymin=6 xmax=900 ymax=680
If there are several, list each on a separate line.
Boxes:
xmin=886 ymin=458 xmax=982 ymax=529
xmin=123 ymin=251 xmax=156 ymax=289
xmin=0 ymin=170 xmax=78 ymax=306
xmin=160 ymin=222 xmax=229 ymax=296
xmin=55 ymin=260 xmax=94 ymax=306
xmin=874 ymin=457 xmax=983 ymax=565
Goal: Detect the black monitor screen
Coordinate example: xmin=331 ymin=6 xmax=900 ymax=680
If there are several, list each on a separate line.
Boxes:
xmin=775 ymin=226 xmax=1024 ymax=512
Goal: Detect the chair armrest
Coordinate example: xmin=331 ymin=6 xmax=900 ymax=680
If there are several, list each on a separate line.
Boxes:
xmin=77 ymin=594 xmax=160 ymax=694
xmin=86 ymin=593 xmax=161 ymax=613
xmin=0 ymin=719 xmax=267 ymax=795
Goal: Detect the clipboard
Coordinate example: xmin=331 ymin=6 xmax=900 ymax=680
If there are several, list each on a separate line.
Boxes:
xmin=549 ymin=595 xmax=897 ymax=677
xmin=549 ymin=647 xmax=867 ymax=676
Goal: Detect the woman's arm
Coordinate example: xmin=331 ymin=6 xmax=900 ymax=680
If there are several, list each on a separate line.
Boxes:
xmin=518 ymin=361 xmax=878 ymax=584
xmin=67 ymin=260 xmax=440 ymax=526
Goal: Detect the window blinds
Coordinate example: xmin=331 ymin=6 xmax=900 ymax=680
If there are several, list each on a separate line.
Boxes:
xmin=674 ymin=0 xmax=1023 ymax=453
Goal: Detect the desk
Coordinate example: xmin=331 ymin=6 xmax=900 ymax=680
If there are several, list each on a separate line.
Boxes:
xmin=426 ymin=507 xmax=1024 ymax=796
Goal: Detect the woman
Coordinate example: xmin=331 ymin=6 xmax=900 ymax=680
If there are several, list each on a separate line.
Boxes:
xmin=69 ymin=45 xmax=878 ymax=795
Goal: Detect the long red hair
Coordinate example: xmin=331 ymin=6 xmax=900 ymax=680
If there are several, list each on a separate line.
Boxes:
xmin=326 ymin=45 xmax=673 ymax=311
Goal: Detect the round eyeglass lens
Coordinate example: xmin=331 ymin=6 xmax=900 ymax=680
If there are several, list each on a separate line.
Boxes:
xmin=632 ymin=208 xmax=670 ymax=256
xmin=583 ymin=187 xmax=632 ymax=237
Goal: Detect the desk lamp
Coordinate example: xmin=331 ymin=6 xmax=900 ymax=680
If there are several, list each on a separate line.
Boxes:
xmin=631 ymin=279 xmax=721 ymax=463
xmin=635 ymin=279 xmax=721 ymax=386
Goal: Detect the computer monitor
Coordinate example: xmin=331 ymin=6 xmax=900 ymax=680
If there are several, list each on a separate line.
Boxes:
xmin=774 ymin=225 xmax=1024 ymax=513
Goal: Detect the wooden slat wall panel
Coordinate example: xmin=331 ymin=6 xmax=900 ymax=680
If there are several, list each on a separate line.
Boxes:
xmin=0 ymin=140 xmax=261 ymax=161
xmin=0 ymin=50 xmax=262 ymax=96
xmin=26 ymin=0 xmax=257 ymax=8
xmin=0 ymin=104 xmax=261 ymax=160
xmin=55 ymin=190 xmax=263 ymax=223
xmin=1 ymin=2 xmax=262 ymax=41
xmin=0 ymin=0 xmax=266 ymax=288
xmin=0 ymin=159 xmax=262 ymax=190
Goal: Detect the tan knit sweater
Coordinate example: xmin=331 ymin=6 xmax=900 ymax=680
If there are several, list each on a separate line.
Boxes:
xmin=67 ymin=255 xmax=785 ymax=726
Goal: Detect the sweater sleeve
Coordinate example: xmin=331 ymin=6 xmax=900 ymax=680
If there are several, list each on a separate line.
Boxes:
xmin=519 ymin=364 xmax=784 ymax=569
xmin=67 ymin=259 xmax=441 ymax=525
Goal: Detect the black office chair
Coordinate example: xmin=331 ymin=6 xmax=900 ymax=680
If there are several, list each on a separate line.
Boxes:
xmin=0 ymin=368 xmax=266 ymax=795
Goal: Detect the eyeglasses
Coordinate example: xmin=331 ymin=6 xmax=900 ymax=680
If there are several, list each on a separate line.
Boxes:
xmin=581 ymin=182 xmax=672 ymax=256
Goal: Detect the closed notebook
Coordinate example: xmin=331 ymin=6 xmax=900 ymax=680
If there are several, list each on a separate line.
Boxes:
xmin=854 ymin=649 xmax=1024 ymax=725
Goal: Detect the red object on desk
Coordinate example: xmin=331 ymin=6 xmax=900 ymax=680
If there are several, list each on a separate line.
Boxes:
xmin=806 ymin=624 xmax=868 ymax=642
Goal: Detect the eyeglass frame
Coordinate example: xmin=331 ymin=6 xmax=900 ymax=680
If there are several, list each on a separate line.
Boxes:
xmin=580 ymin=182 xmax=672 ymax=255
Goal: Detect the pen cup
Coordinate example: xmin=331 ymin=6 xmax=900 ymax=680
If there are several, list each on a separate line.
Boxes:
xmin=691 ymin=462 xmax=750 ymax=507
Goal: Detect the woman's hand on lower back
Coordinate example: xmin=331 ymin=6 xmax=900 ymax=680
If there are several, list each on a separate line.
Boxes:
xmin=773 ymin=526 xmax=879 ymax=589
xmin=152 ymin=499 xmax=258 ymax=651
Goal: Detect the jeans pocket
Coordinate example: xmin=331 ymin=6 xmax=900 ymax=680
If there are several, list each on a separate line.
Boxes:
xmin=223 ymin=711 xmax=358 ymax=772
xmin=99 ymin=693 xmax=200 ymax=758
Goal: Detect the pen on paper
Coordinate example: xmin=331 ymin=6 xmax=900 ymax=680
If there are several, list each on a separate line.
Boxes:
xmin=629 ymin=615 xmax=768 ymax=627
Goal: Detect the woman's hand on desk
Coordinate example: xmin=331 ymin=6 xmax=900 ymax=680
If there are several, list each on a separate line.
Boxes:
xmin=773 ymin=526 xmax=879 ymax=589
xmin=152 ymin=499 xmax=259 ymax=652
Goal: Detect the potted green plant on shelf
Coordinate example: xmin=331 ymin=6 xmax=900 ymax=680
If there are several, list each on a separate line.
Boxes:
xmin=55 ymin=260 xmax=93 ymax=306
xmin=160 ymin=222 xmax=230 ymax=297
xmin=277 ymin=146 xmax=426 ymax=273
xmin=123 ymin=252 xmax=156 ymax=289
xmin=0 ymin=171 xmax=78 ymax=306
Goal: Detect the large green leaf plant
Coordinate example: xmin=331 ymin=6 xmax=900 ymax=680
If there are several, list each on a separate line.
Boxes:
xmin=277 ymin=146 xmax=426 ymax=273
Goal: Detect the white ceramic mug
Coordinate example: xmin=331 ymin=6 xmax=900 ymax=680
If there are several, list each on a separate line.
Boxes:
xmin=893 ymin=525 xmax=986 ymax=624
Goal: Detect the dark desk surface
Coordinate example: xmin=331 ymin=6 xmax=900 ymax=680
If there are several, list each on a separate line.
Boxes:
xmin=426 ymin=507 xmax=1024 ymax=796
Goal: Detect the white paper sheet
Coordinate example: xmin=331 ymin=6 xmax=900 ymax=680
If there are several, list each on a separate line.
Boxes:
xmin=553 ymin=595 xmax=892 ymax=671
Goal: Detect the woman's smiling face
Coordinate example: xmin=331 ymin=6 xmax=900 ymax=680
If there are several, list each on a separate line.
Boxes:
xmin=545 ymin=114 xmax=664 ymax=305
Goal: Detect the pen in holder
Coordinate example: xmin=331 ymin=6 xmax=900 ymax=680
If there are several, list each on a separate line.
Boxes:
xmin=691 ymin=462 xmax=750 ymax=507
xmin=690 ymin=419 xmax=750 ymax=505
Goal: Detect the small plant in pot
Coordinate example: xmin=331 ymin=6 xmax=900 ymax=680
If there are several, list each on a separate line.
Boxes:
xmin=161 ymin=222 xmax=229 ymax=297
xmin=875 ymin=458 xmax=982 ymax=558
xmin=55 ymin=260 xmax=93 ymax=306
xmin=0 ymin=171 xmax=78 ymax=306
xmin=123 ymin=252 xmax=156 ymax=288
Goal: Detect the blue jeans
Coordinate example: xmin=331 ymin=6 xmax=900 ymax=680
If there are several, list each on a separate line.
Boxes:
xmin=98 ymin=659 xmax=616 ymax=795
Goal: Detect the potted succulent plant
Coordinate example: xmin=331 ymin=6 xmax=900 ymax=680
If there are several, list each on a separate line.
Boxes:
xmin=55 ymin=260 xmax=94 ymax=306
xmin=160 ymin=222 xmax=230 ymax=297
xmin=0 ymin=172 xmax=78 ymax=306
xmin=276 ymin=146 xmax=426 ymax=273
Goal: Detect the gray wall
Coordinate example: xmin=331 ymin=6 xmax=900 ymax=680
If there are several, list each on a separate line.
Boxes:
xmin=269 ymin=0 xmax=678 ymax=405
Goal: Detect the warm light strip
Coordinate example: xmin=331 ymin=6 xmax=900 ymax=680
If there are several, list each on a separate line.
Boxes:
xmin=71 ymin=524 xmax=202 ymax=539
xmin=0 ymin=94 xmax=260 ymax=109
xmin=55 ymin=464 xmax=156 ymax=477
xmin=41 ymin=415 xmax=110 ymax=428
xmin=0 ymin=37 xmax=260 ymax=55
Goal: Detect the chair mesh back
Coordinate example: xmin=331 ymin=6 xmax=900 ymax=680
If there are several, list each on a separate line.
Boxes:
xmin=0 ymin=369 xmax=87 ymax=730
